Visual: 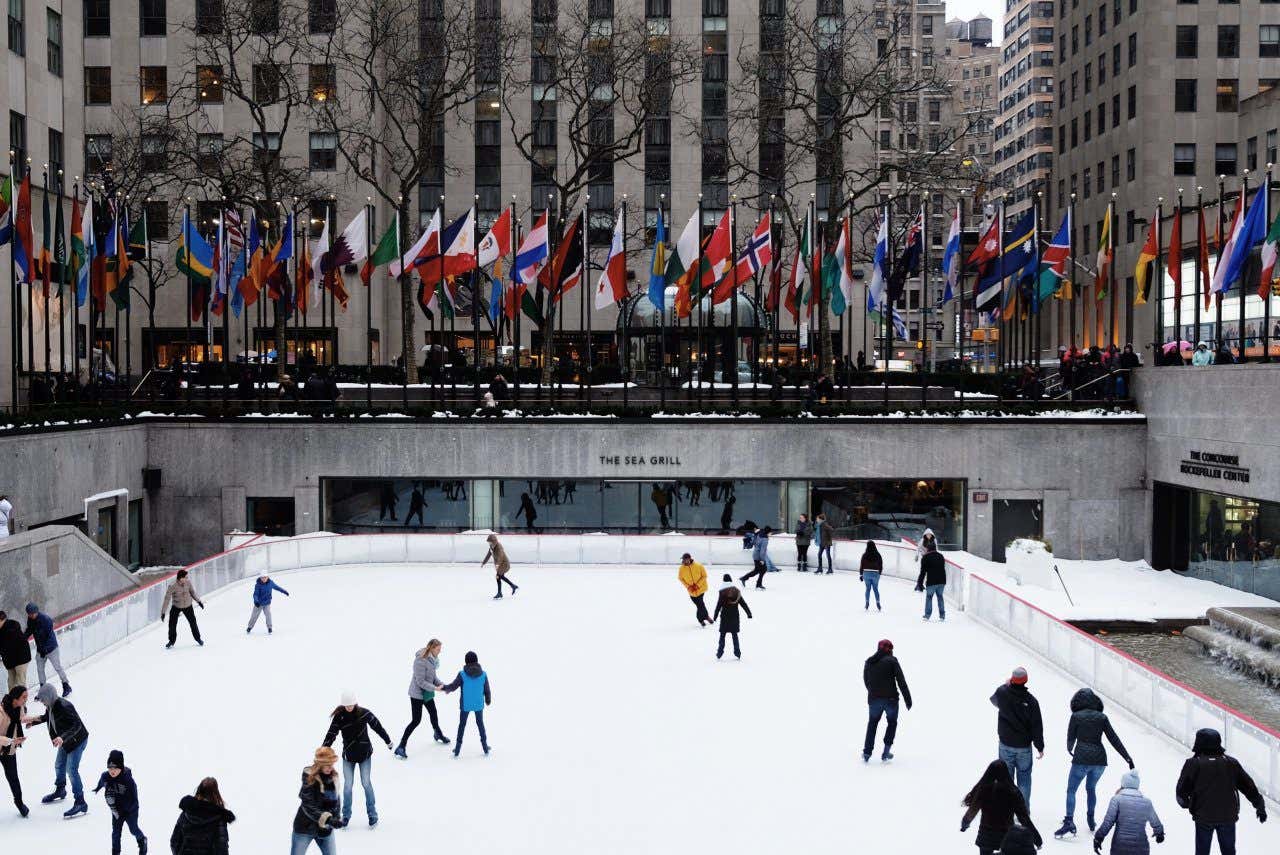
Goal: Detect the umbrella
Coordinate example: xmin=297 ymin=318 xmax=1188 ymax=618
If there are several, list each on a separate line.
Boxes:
xmin=1162 ymin=340 xmax=1193 ymax=354
xmin=419 ymin=344 xmax=449 ymax=353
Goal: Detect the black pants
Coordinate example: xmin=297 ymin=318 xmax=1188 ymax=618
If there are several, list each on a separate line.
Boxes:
xmin=495 ymin=575 xmax=518 ymax=596
xmin=741 ymin=560 xmax=767 ymax=588
xmin=796 ymin=543 xmax=810 ymax=569
xmin=111 ymin=809 xmax=145 ymax=851
xmin=455 ymin=710 xmax=488 ymax=752
xmin=399 ymin=697 xmax=444 ymax=748
xmin=1 ymin=753 xmax=21 ymax=807
xmin=717 ymin=631 xmax=740 ymax=658
xmin=690 ymin=594 xmax=710 ymax=625
xmin=1195 ymin=822 xmax=1236 ymax=855
xmin=404 ymin=506 xmax=424 ymax=526
xmin=168 ymin=606 xmax=202 ymax=644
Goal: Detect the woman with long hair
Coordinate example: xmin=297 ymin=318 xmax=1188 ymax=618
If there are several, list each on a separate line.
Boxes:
xmin=960 ymin=759 xmax=1043 ymax=855
xmin=170 ymin=777 xmax=235 ymax=855
xmin=0 ymin=684 xmax=28 ymax=817
xmin=320 ymin=692 xmax=392 ymax=828
xmin=395 ymin=639 xmax=450 ymax=758
xmin=712 ymin=574 xmax=753 ymax=660
xmin=291 ymin=747 xmax=343 ymax=854
xmin=859 ymin=541 xmax=884 ymax=611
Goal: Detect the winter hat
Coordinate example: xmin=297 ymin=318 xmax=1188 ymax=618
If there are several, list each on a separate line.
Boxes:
xmin=681 ymin=553 xmax=692 ymax=561
xmin=25 ymin=602 xmax=38 ymax=615
xmin=340 ymin=689 xmax=357 ymax=706
xmin=1010 ymin=666 xmax=1029 ymax=685
xmin=313 ymin=746 xmax=339 ymax=766
xmin=1120 ymin=769 xmax=1140 ymax=790
xmin=107 ymin=750 xmax=125 ymax=769
xmin=722 ymin=573 xmax=733 ymax=583
xmin=877 ymin=639 xmax=894 ymax=653
xmin=464 ymin=651 xmax=479 ymax=665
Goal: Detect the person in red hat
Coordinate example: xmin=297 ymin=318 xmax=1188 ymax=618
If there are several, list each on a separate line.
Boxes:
xmin=862 ymin=639 xmax=912 ymax=763
xmin=991 ymin=666 xmax=1044 ymax=808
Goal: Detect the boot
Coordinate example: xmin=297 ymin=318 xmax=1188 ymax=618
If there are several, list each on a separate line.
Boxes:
xmin=1086 ymin=810 xmax=1096 ymax=832
xmin=1053 ymin=817 xmax=1077 ymax=838
xmin=881 ymin=748 xmax=894 ymax=762
xmin=61 ymin=681 xmax=72 ymax=697
xmin=63 ymin=799 xmax=88 ymax=819
xmin=138 ymin=838 xmax=149 ymax=855
xmin=16 ymin=801 xmax=28 ymax=817
xmin=393 ymin=745 xmax=407 ymax=759
xmin=41 ymin=787 xmax=66 ymax=804
xmin=433 ymin=732 xmax=451 ymax=745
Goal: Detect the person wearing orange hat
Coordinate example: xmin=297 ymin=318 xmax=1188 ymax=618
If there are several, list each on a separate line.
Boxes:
xmin=991 ymin=667 xmax=1045 ymax=809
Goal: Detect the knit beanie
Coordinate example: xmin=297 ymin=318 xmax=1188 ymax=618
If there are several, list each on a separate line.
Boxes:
xmin=1120 ymin=770 xmax=1140 ymax=790
xmin=108 ymin=749 xmax=125 ymax=769
xmin=722 ymin=573 xmax=733 ymax=583
xmin=877 ymin=639 xmax=894 ymax=653
xmin=1010 ymin=667 xmax=1029 ymax=685
xmin=340 ymin=689 xmax=357 ymax=706
xmin=464 ymin=651 xmax=479 ymax=665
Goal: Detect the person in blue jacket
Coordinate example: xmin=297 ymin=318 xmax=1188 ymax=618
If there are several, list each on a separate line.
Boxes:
xmin=441 ymin=652 xmax=491 ymax=757
xmin=24 ymin=604 xmax=70 ymax=697
xmin=93 ymin=749 xmax=147 ymax=854
xmin=246 ymin=576 xmax=290 ymax=634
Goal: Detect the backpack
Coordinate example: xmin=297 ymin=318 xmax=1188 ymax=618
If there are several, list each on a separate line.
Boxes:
xmin=742 ymin=531 xmax=756 ymax=550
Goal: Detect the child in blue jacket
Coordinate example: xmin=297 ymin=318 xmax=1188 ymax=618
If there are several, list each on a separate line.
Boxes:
xmin=441 ymin=652 xmax=491 ymax=757
xmin=93 ymin=749 xmax=146 ymax=853
xmin=246 ymin=576 xmax=290 ymax=634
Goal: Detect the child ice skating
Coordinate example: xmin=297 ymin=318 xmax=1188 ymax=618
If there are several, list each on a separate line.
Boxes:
xmin=92 ymin=749 xmax=147 ymax=854
xmin=161 ymin=570 xmax=205 ymax=649
xmin=246 ymin=575 xmax=290 ymax=634
xmin=169 ymin=777 xmax=235 ymax=855
xmin=441 ymin=651 xmax=491 ymax=757
xmin=29 ymin=680 xmax=90 ymax=817
xmin=712 ymin=574 xmax=752 ymax=659
xmin=292 ymin=747 xmax=344 ymax=853
xmin=678 ymin=553 xmax=711 ymax=626
xmin=960 ymin=759 xmax=1042 ymax=855
xmin=481 ymin=534 xmax=519 ymax=599
xmin=395 ymin=640 xmax=450 ymax=758
xmin=322 ymin=691 xmax=393 ymax=828
xmin=1093 ymin=770 xmax=1164 ymax=855
xmin=1056 ymin=687 xmax=1135 ymax=838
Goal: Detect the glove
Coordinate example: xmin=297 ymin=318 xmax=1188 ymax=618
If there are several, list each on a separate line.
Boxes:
xmin=1154 ymin=832 xmax=1164 ymax=844
xmin=330 ymin=817 xmax=346 ymax=829
xmin=914 ymin=584 xmax=924 ymax=592
xmin=959 ymin=823 xmax=969 ymax=833
xmin=198 ymin=602 xmax=205 ymax=610
xmin=859 ymin=572 xmax=864 ymax=581
xmin=1258 ymin=808 xmax=1267 ymax=824
xmin=1093 ymin=839 xmax=1102 ymax=854
xmin=318 ymin=811 xmax=333 ymax=829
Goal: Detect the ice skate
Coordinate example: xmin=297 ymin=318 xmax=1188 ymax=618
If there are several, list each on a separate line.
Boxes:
xmin=1053 ymin=817 xmax=1077 ymax=839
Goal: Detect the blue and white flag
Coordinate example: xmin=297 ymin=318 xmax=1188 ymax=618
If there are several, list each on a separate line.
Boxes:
xmin=940 ymin=203 xmax=961 ymax=306
xmin=1216 ymin=186 xmax=1268 ymax=295
xmin=867 ymin=207 xmax=888 ymax=313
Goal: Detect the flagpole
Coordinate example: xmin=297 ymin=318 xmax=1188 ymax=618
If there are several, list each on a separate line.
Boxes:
xmin=584 ymin=196 xmax=592 ymax=408
xmin=1264 ymin=166 xmax=1273 ymax=363
xmin=57 ymin=172 xmax=66 ymax=383
xmin=694 ymin=192 xmax=703 ymax=408
xmin=1193 ymin=187 xmax=1203 ymax=352
xmin=1035 ymin=190 xmax=1044 ymax=373
xmin=770 ymin=195 xmax=780 ymax=394
xmin=956 ymin=195 xmax=965 ymax=399
xmin=364 ymin=198 xmax=373 ymax=409
xmin=125 ymin=198 xmax=133 ymax=391
xmin=920 ymin=197 xmax=929 ymax=407
xmin=512 ymin=197 xmax=522 ymax=406
xmin=730 ymin=193 xmax=739 ymax=408
xmin=1239 ymin=171 xmax=1250 ymax=361
xmin=472 ymin=196 xmax=481 ymax=407
xmin=1216 ymin=178 xmax=1225 ymax=352
xmin=6 ymin=152 xmax=15 ymax=410
xmin=41 ymin=167 xmax=51 ymax=395
xmin=27 ymin=167 xmax=36 ymax=391
xmin=620 ymin=195 xmax=628 ymax=410
xmin=1173 ymin=192 xmax=1183 ymax=359
xmin=882 ymin=201 xmax=892 ymax=412
xmin=1153 ymin=197 xmax=1164 ymax=358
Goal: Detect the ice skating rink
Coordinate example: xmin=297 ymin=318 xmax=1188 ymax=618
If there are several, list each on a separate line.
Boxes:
xmin=3 ymin=563 xmax=1276 ymax=853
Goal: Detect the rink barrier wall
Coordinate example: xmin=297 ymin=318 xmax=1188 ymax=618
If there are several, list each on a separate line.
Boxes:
xmin=965 ymin=572 xmax=1280 ymax=805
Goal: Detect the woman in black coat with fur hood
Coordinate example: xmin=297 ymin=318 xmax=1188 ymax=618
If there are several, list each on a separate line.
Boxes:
xmin=170 ymin=777 xmax=235 ymax=855
xmin=711 ymin=574 xmax=753 ymax=660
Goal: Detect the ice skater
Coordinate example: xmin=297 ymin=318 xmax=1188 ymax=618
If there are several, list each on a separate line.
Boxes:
xmin=739 ymin=526 xmax=773 ymax=590
xmin=1175 ymin=727 xmax=1267 ymax=855
xmin=441 ymin=651 xmax=491 ymax=757
xmin=24 ymin=603 xmax=70 ymax=696
xmin=1093 ymin=770 xmax=1164 ymax=854
xmin=292 ymin=747 xmax=343 ymax=853
xmin=678 ymin=553 xmax=711 ymax=626
xmin=161 ymin=570 xmax=205 ymax=649
xmin=170 ymin=777 xmax=235 ymax=855
xmin=794 ymin=514 xmax=812 ymax=571
xmin=0 ymin=609 xmax=32 ymax=690
xmin=395 ymin=640 xmax=450 ymax=758
xmin=990 ymin=667 xmax=1044 ymax=809
xmin=92 ymin=749 xmax=146 ymax=854
xmin=246 ymin=575 xmax=290 ymax=634
xmin=916 ymin=527 xmax=937 ymax=560
xmin=712 ymin=574 xmax=752 ymax=660
xmin=1055 ymin=687 xmax=1135 ymax=838
xmin=1 ymin=684 xmax=28 ymax=817
xmin=859 ymin=541 xmax=884 ymax=610
xmin=321 ymin=691 xmax=393 ymax=828
xmin=814 ymin=513 xmax=835 ymax=573
xmin=482 ymin=533 xmax=519 ymax=599
xmin=960 ymin=759 xmax=1042 ymax=855
xmin=862 ymin=639 xmax=911 ymax=762
xmin=915 ymin=540 xmax=947 ymax=621
xmin=28 ymin=680 xmax=89 ymax=818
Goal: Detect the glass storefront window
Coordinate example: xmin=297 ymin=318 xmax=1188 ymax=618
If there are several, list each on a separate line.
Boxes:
xmin=1156 ymin=483 xmax=1280 ymax=600
xmin=810 ymin=479 xmax=966 ymax=549
xmin=324 ymin=479 xmax=472 ymax=532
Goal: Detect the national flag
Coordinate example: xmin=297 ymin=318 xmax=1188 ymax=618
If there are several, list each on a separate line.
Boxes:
xmin=698 ymin=208 xmax=733 ymax=299
xmin=488 ymin=256 xmax=504 ymax=325
xmin=1210 ymin=197 xmax=1243 ymax=296
xmin=647 ymin=208 xmax=667 ymax=311
xmin=1095 ymin=209 xmax=1113 ymax=301
xmin=764 ymin=249 xmax=782 ymax=313
xmin=422 ymin=211 xmax=473 ymax=307
xmin=53 ymin=186 xmax=68 ymax=288
xmin=105 ymin=205 xmax=131 ymax=310
xmin=549 ymin=213 xmax=584 ymax=303
xmin=794 ymin=207 xmax=813 ymax=311
xmin=867 ymin=208 xmax=888 ymax=312
xmin=940 ymin=204 xmax=961 ymax=306
xmin=392 ymin=210 xmax=439 ymax=278
xmin=665 ymin=209 xmax=701 ymax=318
xmin=829 ymin=215 xmax=854 ymax=316
xmin=1258 ymin=206 xmax=1280 ymax=300
xmin=1005 ymin=214 xmax=1039 ymax=320
xmin=362 ymin=212 xmax=399 ymax=286
xmin=887 ymin=208 xmax=923 ymax=304
xmin=0 ymin=172 xmax=12 ymax=247
xmin=296 ymin=227 xmax=313 ymax=315
xmin=1216 ymin=187 xmax=1267 ymax=296
xmin=1036 ymin=209 xmax=1071 ymax=302
xmin=594 ymin=209 xmax=627 ymax=310
xmin=727 ymin=211 xmax=772 ymax=303
xmin=71 ymin=194 xmax=92 ymax=306
xmin=1133 ymin=208 xmax=1159 ymax=305
xmin=12 ymin=174 xmax=34 ymax=283
xmin=267 ymin=217 xmax=295 ymax=304
xmin=785 ymin=238 xmax=806 ymax=322
xmin=320 ymin=209 xmax=369 ymax=276
xmin=39 ymin=180 xmax=52 ymax=298
xmin=1167 ymin=207 xmax=1183 ymax=302
xmin=515 ymin=211 xmax=548 ymax=285
xmin=236 ymin=213 xmax=262 ymax=308
xmin=209 ymin=209 xmax=227 ymax=316
xmin=967 ymin=214 xmax=1000 ymax=276
xmin=477 ymin=207 xmax=512 ymax=269
xmin=1199 ymin=206 xmax=1211 ymax=311
xmin=441 ymin=207 xmax=476 ymax=277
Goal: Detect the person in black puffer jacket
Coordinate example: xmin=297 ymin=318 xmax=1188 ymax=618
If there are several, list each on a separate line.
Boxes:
xmin=292 ymin=747 xmax=343 ymax=852
xmin=1175 ymin=728 xmax=1267 ymax=855
xmin=862 ymin=639 xmax=912 ymax=763
xmin=170 ymin=777 xmax=235 ymax=855
xmin=321 ymin=691 xmax=392 ymax=828
xmin=1055 ymin=688 xmax=1134 ymax=839
xmin=962 ymin=759 xmax=1043 ymax=855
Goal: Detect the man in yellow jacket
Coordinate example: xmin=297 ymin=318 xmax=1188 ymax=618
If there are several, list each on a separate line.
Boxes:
xmin=678 ymin=553 xmax=711 ymax=626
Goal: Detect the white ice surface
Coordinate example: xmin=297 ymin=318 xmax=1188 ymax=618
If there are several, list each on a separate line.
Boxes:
xmin=3 ymin=563 xmax=1276 ymax=853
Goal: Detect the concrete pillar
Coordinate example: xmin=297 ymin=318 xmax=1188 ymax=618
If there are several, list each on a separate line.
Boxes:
xmin=294 ymin=485 xmax=320 ymax=535
xmin=221 ymin=487 xmax=247 ymax=535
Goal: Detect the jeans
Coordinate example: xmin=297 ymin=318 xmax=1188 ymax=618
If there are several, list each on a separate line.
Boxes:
xmin=1194 ymin=822 xmax=1236 ymax=855
xmin=399 ymin=697 xmax=444 ymax=748
xmin=36 ymin=648 xmax=68 ymax=686
xmin=247 ymin=603 xmax=273 ymax=631
xmin=690 ymin=594 xmax=711 ymax=625
xmin=1 ymin=753 xmax=21 ymax=806
xmin=999 ymin=743 xmax=1034 ymax=809
xmin=167 ymin=607 xmax=202 ymax=645
xmin=1065 ymin=763 xmax=1105 ymax=821
xmin=290 ymin=832 xmax=337 ymax=854
xmin=923 ymin=584 xmax=946 ymax=619
xmin=817 ymin=544 xmax=834 ymax=572
xmin=863 ymin=698 xmax=899 ymax=756
xmin=455 ymin=710 xmax=488 ymax=753
xmin=863 ymin=572 xmax=881 ymax=607
xmin=111 ymin=809 xmax=146 ymax=850
xmin=741 ymin=561 xmax=768 ymax=588
xmin=717 ymin=631 xmax=740 ymax=658
xmin=54 ymin=738 xmax=88 ymax=801
xmin=340 ymin=757 xmax=375 ymax=823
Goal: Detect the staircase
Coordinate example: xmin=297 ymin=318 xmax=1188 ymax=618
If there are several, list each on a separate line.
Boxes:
xmin=1183 ymin=607 xmax=1280 ymax=687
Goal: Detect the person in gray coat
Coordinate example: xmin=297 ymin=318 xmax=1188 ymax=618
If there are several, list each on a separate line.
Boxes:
xmin=394 ymin=640 xmax=449 ymax=757
xmin=739 ymin=527 xmax=774 ymax=589
xmin=1093 ymin=770 xmax=1164 ymax=855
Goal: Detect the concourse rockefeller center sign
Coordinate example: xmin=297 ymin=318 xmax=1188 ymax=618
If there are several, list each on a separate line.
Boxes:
xmin=1179 ymin=449 xmax=1251 ymax=485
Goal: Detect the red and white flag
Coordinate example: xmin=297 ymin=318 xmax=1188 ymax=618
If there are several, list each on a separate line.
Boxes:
xmin=594 ymin=210 xmax=627 ymax=310
xmin=477 ymin=207 xmax=512 ymax=268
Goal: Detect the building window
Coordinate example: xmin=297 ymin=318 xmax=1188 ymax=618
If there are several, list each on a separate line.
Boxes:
xmin=8 ymin=0 xmax=24 ymax=56
xmin=196 ymin=133 xmax=222 ymax=174
xmin=1216 ymin=78 xmax=1237 ymax=112
xmin=1127 ymin=85 xmax=1136 ymax=119
xmin=85 ymin=133 xmax=111 ymax=175
xmin=1112 ymin=93 xmax=1120 ymax=126
xmin=140 ymin=66 xmax=167 ymax=104
xmin=252 ymin=131 xmax=281 ymax=168
xmin=8 ymin=110 xmax=24 ymax=169
xmin=196 ymin=0 xmax=222 ymax=34
xmin=1083 ymin=167 xmax=1092 ymax=198
xmin=1127 ymin=32 xmax=1137 ymax=67
xmin=253 ymin=64 xmax=280 ymax=104
xmin=1268 ymin=129 xmax=1278 ymax=165
xmin=1176 ymin=25 xmax=1197 ymax=57
xmin=141 ymin=133 xmax=167 ymax=173
xmin=1261 ymin=26 xmax=1280 ymax=58
xmin=140 ymin=0 xmax=165 ymax=36
xmin=308 ymin=0 xmax=334 ymax=33
xmin=1215 ymin=143 xmax=1236 ymax=175
xmin=1175 ymin=79 xmax=1197 ymax=112
xmin=85 ymin=66 xmax=111 ymax=104
xmin=197 ymin=65 xmax=222 ymax=103
xmin=1217 ymin=25 xmax=1238 ymax=58
xmin=1112 ymin=44 xmax=1120 ymax=75
xmin=84 ymin=0 xmax=110 ymax=37
xmin=144 ymin=200 xmax=169 ymax=240
xmin=1174 ymin=143 xmax=1196 ymax=175
xmin=309 ymin=131 xmax=337 ymax=170
xmin=1247 ymin=135 xmax=1257 ymax=170
xmin=1111 ymin=155 xmax=1119 ymax=187
xmin=250 ymin=0 xmax=278 ymax=34
xmin=1126 ymin=147 xmax=1135 ymax=181
xmin=48 ymin=127 xmax=63 ymax=174
xmin=309 ymin=63 xmax=336 ymax=102
xmin=45 ymin=9 xmax=61 ymax=75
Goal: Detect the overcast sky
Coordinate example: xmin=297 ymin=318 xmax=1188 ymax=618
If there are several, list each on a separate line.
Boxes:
xmin=945 ymin=0 xmax=1007 ymax=44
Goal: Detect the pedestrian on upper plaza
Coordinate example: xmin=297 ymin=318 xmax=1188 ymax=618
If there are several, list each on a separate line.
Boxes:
xmin=1119 ymin=344 xmax=1141 ymax=371
xmin=678 ymin=553 xmax=711 ymax=627
xmin=395 ymin=639 xmax=450 ymax=758
xmin=961 ymin=759 xmax=1043 ymax=855
xmin=481 ymin=533 xmax=519 ymax=599
xmin=814 ymin=513 xmax=835 ymax=573
xmin=1191 ymin=342 xmax=1214 ymax=366
xmin=712 ymin=574 xmax=753 ymax=660
xmin=378 ymin=482 xmax=398 ymax=521
xmin=246 ymin=575 xmax=290 ymax=635
xmin=1093 ymin=770 xmax=1164 ymax=855
xmin=170 ymin=777 xmax=235 ymax=855
xmin=322 ymin=691 xmax=393 ymax=828
xmin=859 ymin=541 xmax=884 ymax=611
xmin=739 ymin=526 xmax=773 ymax=590
xmin=161 ymin=569 xmax=205 ymax=650
xmin=990 ymin=667 xmax=1045 ymax=809
xmin=404 ymin=486 xmax=427 ymax=527
xmin=0 ymin=609 xmax=32 ymax=690
xmin=517 ymin=493 xmax=538 ymax=532
xmin=1 ymin=684 xmax=29 ymax=817
xmin=28 ymin=679 xmax=90 ymax=818
xmin=1175 ymin=727 xmax=1267 ymax=855
xmin=0 ymin=493 xmax=13 ymax=539
xmin=816 ymin=373 xmax=835 ymax=403
xmin=441 ymin=651 xmax=492 ymax=757
xmin=915 ymin=540 xmax=948 ymax=621
xmin=92 ymin=748 xmax=147 ymax=854
xmin=489 ymin=374 xmax=509 ymax=402
xmin=1055 ymin=687 xmax=1135 ymax=839
xmin=862 ymin=639 xmax=911 ymax=763
xmin=24 ymin=604 xmax=70 ymax=696
xmin=794 ymin=514 xmax=813 ymax=571
xmin=291 ymin=746 xmax=343 ymax=854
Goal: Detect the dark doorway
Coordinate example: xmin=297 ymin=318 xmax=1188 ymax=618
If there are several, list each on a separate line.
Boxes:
xmin=247 ymin=497 xmax=296 ymax=537
xmin=992 ymin=499 xmax=1043 ymax=562
xmin=1152 ymin=483 xmax=1192 ymax=571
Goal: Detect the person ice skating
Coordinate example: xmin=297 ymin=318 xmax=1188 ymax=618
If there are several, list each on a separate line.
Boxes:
xmin=814 ymin=513 xmax=835 ymax=573
xmin=999 ymin=823 xmax=1042 ymax=855
xmin=862 ymin=639 xmax=912 ymax=762
xmin=404 ymin=486 xmax=427 ymax=527
xmin=441 ymin=651 xmax=491 ymax=757
xmin=1093 ymin=770 xmax=1164 ymax=855
xmin=916 ymin=527 xmax=937 ymax=560
xmin=93 ymin=749 xmax=147 ymax=854
xmin=160 ymin=570 xmax=205 ymax=649
xmin=170 ymin=777 xmax=235 ymax=855
xmin=859 ymin=541 xmax=884 ymax=611
xmin=322 ymin=691 xmax=392 ymax=828
xmin=719 ymin=496 xmax=735 ymax=532
xmin=517 ymin=493 xmax=537 ymax=531
xmin=739 ymin=526 xmax=773 ymax=589
xmin=24 ymin=603 xmax=70 ymax=696
xmin=395 ymin=640 xmax=450 ymax=758
xmin=1 ymin=684 xmax=29 ymax=817
xmin=712 ymin=574 xmax=752 ymax=660
xmin=678 ymin=553 xmax=712 ymax=626
xmin=0 ymin=609 xmax=32 ymax=690
xmin=990 ymin=667 xmax=1045 ymax=809
xmin=915 ymin=541 xmax=947 ymax=621
xmin=246 ymin=575 xmax=289 ymax=634
xmin=482 ymin=533 xmax=519 ymax=599
xmin=1056 ymin=687 xmax=1135 ymax=838
xmin=794 ymin=514 xmax=813 ymax=571
xmin=28 ymin=680 xmax=89 ymax=818
xmin=1175 ymin=727 xmax=1267 ymax=855
xmin=960 ymin=759 xmax=1043 ymax=855
xmin=292 ymin=747 xmax=344 ymax=853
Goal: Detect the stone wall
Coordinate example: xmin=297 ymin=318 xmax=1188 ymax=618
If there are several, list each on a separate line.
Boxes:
xmin=0 ymin=525 xmax=142 ymax=621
